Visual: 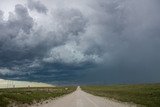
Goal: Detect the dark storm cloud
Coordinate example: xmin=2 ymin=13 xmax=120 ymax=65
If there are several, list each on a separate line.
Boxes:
xmin=0 ymin=4 xmax=41 ymax=76
xmin=0 ymin=0 xmax=160 ymax=84
xmin=0 ymin=3 xmax=89 ymax=78
xmin=0 ymin=4 xmax=34 ymax=62
xmin=27 ymin=0 xmax=48 ymax=14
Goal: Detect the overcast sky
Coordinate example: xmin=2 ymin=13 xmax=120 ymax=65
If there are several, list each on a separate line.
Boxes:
xmin=0 ymin=0 xmax=160 ymax=85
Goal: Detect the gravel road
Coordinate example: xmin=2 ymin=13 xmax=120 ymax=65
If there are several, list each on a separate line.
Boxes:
xmin=31 ymin=86 xmax=136 ymax=107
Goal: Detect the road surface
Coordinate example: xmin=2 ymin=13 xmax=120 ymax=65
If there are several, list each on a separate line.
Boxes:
xmin=31 ymin=86 xmax=136 ymax=107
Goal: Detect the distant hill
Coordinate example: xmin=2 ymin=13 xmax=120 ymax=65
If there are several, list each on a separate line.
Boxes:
xmin=0 ymin=79 xmax=54 ymax=88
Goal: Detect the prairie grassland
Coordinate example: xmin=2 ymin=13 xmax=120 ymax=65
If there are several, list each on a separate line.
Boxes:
xmin=0 ymin=86 xmax=76 ymax=107
xmin=81 ymin=84 xmax=160 ymax=107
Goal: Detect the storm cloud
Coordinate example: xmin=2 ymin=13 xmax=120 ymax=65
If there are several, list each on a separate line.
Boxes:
xmin=0 ymin=0 xmax=160 ymax=84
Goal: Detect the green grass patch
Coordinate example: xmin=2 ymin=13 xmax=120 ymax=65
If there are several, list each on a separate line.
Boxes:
xmin=0 ymin=86 xmax=76 ymax=107
xmin=81 ymin=84 xmax=160 ymax=107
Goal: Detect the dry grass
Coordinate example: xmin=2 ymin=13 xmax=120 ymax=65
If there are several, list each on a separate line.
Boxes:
xmin=81 ymin=84 xmax=160 ymax=107
xmin=0 ymin=86 xmax=76 ymax=107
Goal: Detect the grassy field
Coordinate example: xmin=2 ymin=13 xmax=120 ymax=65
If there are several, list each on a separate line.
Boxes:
xmin=0 ymin=86 xmax=76 ymax=107
xmin=81 ymin=84 xmax=160 ymax=107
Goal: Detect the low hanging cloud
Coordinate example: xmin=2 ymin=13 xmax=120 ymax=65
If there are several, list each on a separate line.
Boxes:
xmin=0 ymin=0 xmax=160 ymax=84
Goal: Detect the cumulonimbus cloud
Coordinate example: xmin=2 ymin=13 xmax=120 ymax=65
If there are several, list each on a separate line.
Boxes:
xmin=0 ymin=0 xmax=160 ymax=84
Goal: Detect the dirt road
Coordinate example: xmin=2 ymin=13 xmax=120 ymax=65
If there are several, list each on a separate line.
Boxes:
xmin=31 ymin=86 xmax=136 ymax=107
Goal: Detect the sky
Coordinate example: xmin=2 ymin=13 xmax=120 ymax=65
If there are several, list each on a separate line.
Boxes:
xmin=0 ymin=0 xmax=160 ymax=85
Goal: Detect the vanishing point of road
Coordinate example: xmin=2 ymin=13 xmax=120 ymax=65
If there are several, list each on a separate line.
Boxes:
xmin=31 ymin=86 xmax=137 ymax=107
